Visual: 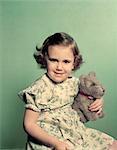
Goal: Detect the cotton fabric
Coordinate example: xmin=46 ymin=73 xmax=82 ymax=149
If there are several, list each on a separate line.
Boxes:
xmin=18 ymin=74 xmax=114 ymax=150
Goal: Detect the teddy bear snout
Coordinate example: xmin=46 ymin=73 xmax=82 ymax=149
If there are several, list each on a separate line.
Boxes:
xmin=102 ymin=88 xmax=105 ymax=93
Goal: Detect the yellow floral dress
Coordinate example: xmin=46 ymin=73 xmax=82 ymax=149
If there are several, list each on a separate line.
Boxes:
xmin=18 ymin=74 xmax=114 ymax=150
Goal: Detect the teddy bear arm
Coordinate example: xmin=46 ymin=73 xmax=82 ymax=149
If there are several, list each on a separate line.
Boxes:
xmin=72 ymin=98 xmax=88 ymax=123
xmin=76 ymin=109 xmax=88 ymax=123
xmin=78 ymin=98 xmax=100 ymax=121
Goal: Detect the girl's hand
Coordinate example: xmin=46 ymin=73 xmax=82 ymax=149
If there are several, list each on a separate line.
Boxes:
xmin=53 ymin=140 xmax=71 ymax=150
xmin=88 ymin=98 xmax=104 ymax=114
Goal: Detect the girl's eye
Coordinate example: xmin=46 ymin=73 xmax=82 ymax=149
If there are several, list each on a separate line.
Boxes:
xmin=49 ymin=58 xmax=58 ymax=62
xmin=64 ymin=60 xmax=71 ymax=63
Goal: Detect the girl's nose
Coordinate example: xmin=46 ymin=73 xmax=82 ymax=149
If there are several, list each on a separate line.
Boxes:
xmin=56 ymin=62 xmax=63 ymax=70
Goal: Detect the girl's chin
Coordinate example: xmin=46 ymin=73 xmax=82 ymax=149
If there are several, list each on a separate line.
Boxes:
xmin=50 ymin=76 xmax=67 ymax=83
xmin=46 ymin=73 xmax=68 ymax=83
xmin=52 ymin=77 xmax=66 ymax=83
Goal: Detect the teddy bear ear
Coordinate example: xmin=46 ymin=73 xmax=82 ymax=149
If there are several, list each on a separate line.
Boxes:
xmin=88 ymin=71 xmax=96 ymax=77
xmin=79 ymin=74 xmax=85 ymax=80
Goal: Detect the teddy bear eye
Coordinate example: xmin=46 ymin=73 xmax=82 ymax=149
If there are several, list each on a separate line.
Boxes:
xmin=91 ymin=83 xmax=96 ymax=86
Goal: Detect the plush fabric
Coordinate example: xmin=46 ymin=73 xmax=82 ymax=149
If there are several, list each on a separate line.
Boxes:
xmin=72 ymin=72 xmax=105 ymax=123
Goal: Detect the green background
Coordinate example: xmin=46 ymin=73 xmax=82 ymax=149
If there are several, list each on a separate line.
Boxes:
xmin=0 ymin=0 xmax=117 ymax=149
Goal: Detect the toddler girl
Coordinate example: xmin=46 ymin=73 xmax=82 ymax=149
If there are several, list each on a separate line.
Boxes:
xmin=18 ymin=32 xmax=117 ymax=150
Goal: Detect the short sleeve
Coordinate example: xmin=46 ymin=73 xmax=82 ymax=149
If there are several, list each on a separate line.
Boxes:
xmin=18 ymin=88 xmax=39 ymax=112
xmin=18 ymin=75 xmax=53 ymax=112
xmin=18 ymin=78 xmax=48 ymax=112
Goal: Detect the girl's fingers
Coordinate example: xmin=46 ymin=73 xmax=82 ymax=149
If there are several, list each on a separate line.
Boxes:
xmin=96 ymin=108 xmax=103 ymax=115
xmin=89 ymin=105 xmax=102 ymax=112
xmin=89 ymin=98 xmax=104 ymax=111
xmin=89 ymin=102 xmax=102 ymax=111
xmin=90 ymin=99 xmax=103 ymax=107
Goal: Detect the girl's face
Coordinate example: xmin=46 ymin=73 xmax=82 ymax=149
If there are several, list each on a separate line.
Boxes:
xmin=46 ymin=45 xmax=74 ymax=83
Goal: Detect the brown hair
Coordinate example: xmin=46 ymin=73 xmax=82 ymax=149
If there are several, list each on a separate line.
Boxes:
xmin=33 ymin=32 xmax=83 ymax=70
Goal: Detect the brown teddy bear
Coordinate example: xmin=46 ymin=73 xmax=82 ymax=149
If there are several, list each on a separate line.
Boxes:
xmin=72 ymin=72 xmax=105 ymax=123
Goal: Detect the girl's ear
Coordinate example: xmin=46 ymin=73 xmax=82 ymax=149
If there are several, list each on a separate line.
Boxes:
xmin=72 ymin=62 xmax=75 ymax=70
xmin=72 ymin=63 xmax=74 ymax=70
xmin=73 ymin=56 xmax=77 ymax=70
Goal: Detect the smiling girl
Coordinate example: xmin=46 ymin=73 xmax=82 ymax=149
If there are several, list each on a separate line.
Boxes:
xmin=18 ymin=32 xmax=117 ymax=150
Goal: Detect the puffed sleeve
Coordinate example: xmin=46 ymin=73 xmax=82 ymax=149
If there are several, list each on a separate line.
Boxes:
xmin=18 ymin=79 xmax=49 ymax=112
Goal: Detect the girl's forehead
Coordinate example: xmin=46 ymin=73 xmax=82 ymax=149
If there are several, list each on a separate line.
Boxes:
xmin=47 ymin=45 xmax=74 ymax=59
xmin=48 ymin=45 xmax=74 ymax=53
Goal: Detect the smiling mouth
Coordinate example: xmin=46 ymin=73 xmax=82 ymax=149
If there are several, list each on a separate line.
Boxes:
xmin=54 ymin=72 xmax=64 ymax=76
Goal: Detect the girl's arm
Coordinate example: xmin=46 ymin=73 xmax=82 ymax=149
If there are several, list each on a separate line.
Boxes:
xmin=89 ymin=97 xmax=104 ymax=114
xmin=23 ymin=109 xmax=70 ymax=150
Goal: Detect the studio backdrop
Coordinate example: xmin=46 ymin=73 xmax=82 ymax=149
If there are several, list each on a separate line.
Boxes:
xmin=0 ymin=0 xmax=117 ymax=149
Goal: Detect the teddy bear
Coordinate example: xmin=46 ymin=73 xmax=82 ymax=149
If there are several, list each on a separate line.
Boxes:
xmin=72 ymin=72 xmax=105 ymax=123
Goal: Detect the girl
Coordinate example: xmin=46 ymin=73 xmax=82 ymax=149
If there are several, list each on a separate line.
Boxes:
xmin=18 ymin=32 xmax=117 ymax=150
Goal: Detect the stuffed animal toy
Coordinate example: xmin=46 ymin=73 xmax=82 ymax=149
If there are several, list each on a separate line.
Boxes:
xmin=72 ymin=72 xmax=105 ymax=123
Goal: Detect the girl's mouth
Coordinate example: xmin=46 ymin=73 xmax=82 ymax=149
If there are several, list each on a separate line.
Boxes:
xmin=54 ymin=72 xmax=64 ymax=76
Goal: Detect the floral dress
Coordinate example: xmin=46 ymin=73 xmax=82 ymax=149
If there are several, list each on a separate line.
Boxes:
xmin=18 ymin=74 xmax=114 ymax=150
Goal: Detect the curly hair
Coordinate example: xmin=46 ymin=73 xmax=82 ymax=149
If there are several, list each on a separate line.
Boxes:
xmin=33 ymin=32 xmax=83 ymax=71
